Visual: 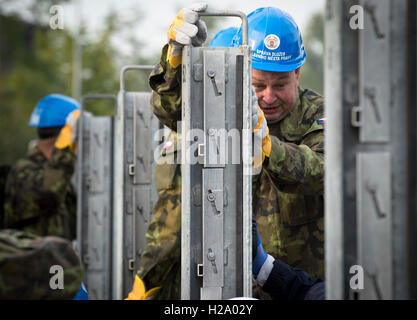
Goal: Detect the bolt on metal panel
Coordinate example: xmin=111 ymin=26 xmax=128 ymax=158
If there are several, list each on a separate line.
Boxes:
xmin=204 ymin=51 xmax=226 ymax=168
xmin=181 ymin=10 xmax=252 ymax=300
xmin=201 ymin=168 xmax=224 ymax=300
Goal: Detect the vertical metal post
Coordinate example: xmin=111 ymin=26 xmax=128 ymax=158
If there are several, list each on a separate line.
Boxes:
xmin=409 ymin=0 xmax=417 ymax=299
xmin=324 ymin=0 xmax=346 ymax=299
xmin=181 ymin=10 xmax=252 ymax=300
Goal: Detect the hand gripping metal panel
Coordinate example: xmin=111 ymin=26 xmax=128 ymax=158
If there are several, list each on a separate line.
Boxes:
xmin=77 ymin=94 xmax=116 ymax=300
xmin=181 ymin=14 xmax=252 ymax=299
xmin=113 ymin=65 xmax=158 ymax=299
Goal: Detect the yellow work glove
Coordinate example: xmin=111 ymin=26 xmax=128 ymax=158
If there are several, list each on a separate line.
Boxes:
xmin=125 ymin=275 xmax=161 ymax=300
xmin=55 ymin=109 xmax=80 ymax=152
xmin=167 ymin=2 xmax=208 ymax=68
xmin=252 ymin=87 xmax=271 ymax=169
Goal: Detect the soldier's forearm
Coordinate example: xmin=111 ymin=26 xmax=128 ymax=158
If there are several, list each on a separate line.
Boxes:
xmin=265 ymin=135 xmax=324 ymax=195
xmin=149 ymin=44 xmax=183 ymax=131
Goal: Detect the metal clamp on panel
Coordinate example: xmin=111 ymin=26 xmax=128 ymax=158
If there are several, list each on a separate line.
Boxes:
xmin=351 ymin=105 xmax=362 ymax=128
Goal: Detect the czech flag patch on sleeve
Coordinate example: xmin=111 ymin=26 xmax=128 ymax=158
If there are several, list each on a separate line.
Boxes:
xmin=317 ymin=118 xmax=327 ymax=125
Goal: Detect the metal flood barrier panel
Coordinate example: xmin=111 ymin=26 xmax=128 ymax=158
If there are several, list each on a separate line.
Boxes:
xmin=113 ymin=65 xmax=160 ymax=299
xmin=181 ymin=10 xmax=252 ymax=300
xmin=77 ymin=94 xmax=117 ymax=300
xmin=325 ymin=0 xmax=417 ymax=299
xmin=76 ymin=66 xmax=159 ymax=300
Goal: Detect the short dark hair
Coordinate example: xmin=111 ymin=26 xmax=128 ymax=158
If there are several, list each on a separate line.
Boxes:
xmin=37 ymin=127 xmax=62 ymax=139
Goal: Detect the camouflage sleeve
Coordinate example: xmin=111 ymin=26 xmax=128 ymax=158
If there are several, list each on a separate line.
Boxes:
xmin=149 ymin=44 xmax=182 ymax=132
xmin=0 ymin=229 xmax=82 ymax=299
xmin=136 ymin=183 xmax=182 ymax=300
xmin=265 ymin=129 xmax=324 ymax=195
xmin=136 ymin=138 xmax=182 ymax=299
xmin=136 ymin=175 xmax=182 ymax=300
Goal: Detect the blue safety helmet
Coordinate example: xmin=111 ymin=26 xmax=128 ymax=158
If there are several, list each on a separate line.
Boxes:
xmin=208 ymin=27 xmax=238 ymax=47
xmin=28 ymin=94 xmax=81 ymax=128
xmin=232 ymin=7 xmax=307 ymax=72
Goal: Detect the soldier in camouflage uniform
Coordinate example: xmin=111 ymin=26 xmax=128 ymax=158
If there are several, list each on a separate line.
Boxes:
xmin=129 ymin=5 xmax=324 ymax=300
xmin=0 ymin=229 xmax=83 ymax=299
xmin=3 ymin=94 xmax=81 ymax=240
xmin=4 ymin=148 xmax=77 ymax=239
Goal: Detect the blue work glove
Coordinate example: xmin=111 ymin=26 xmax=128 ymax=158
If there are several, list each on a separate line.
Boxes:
xmin=73 ymin=282 xmax=89 ymax=300
xmin=252 ymin=216 xmax=267 ymax=278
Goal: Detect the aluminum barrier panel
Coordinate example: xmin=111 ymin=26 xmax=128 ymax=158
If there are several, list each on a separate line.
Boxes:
xmin=77 ymin=94 xmax=116 ymax=300
xmin=113 ymin=66 xmax=159 ymax=299
xmin=181 ymin=10 xmax=252 ymax=300
xmin=325 ymin=0 xmax=417 ymax=299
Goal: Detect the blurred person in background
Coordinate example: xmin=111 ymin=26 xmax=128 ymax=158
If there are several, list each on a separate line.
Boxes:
xmin=0 ymin=228 xmax=87 ymax=299
xmin=3 ymin=94 xmax=81 ymax=240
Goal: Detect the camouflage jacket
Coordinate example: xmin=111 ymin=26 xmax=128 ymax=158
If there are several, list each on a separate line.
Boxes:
xmin=0 ymin=229 xmax=82 ymax=299
xmin=138 ymin=44 xmax=325 ymax=299
xmin=3 ymin=146 xmax=77 ymax=240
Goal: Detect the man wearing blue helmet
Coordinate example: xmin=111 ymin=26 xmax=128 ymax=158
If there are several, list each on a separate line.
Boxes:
xmin=3 ymin=94 xmax=81 ymax=240
xmin=129 ymin=4 xmax=324 ymax=300
xmin=234 ymin=6 xmax=325 ymax=298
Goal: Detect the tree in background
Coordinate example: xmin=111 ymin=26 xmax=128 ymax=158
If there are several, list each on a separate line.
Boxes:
xmin=299 ymin=11 xmax=324 ymax=95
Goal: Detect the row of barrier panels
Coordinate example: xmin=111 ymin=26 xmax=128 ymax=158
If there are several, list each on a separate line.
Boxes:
xmin=75 ymin=66 xmax=161 ymax=300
